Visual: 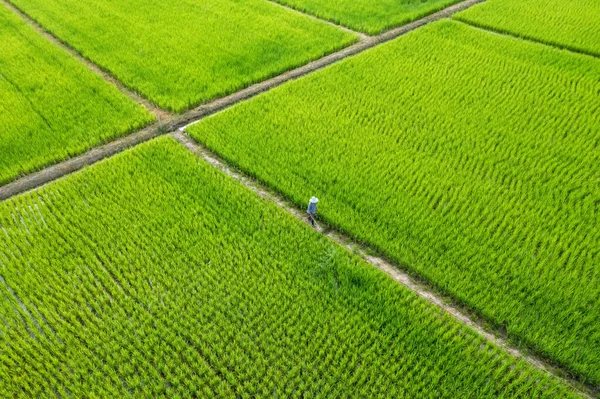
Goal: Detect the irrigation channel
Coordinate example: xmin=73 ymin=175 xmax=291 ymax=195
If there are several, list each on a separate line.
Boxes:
xmin=1 ymin=0 xmax=597 ymax=396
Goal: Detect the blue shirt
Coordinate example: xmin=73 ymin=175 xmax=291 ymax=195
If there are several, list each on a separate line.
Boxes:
xmin=307 ymin=202 xmax=317 ymax=214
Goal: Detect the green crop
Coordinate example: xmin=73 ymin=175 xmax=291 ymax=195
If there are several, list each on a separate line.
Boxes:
xmin=188 ymin=20 xmax=600 ymax=384
xmin=271 ymin=0 xmax=461 ymax=34
xmin=0 ymin=137 xmax=579 ymax=397
xmin=7 ymin=0 xmax=356 ymax=113
xmin=455 ymin=0 xmax=600 ymax=57
xmin=0 ymin=3 xmax=154 ymax=186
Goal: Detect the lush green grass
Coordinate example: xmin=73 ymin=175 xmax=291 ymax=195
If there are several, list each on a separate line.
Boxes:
xmin=188 ymin=20 xmax=600 ymax=384
xmin=7 ymin=0 xmax=356 ymax=113
xmin=0 ymin=137 xmax=579 ymax=397
xmin=0 ymin=3 xmax=153 ymax=186
xmin=272 ymin=0 xmax=461 ymax=34
xmin=455 ymin=0 xmax=600 ymax=57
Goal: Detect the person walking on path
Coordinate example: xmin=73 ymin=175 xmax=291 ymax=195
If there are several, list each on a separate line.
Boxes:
xmin=307 ymin=196 xmax=318 ymax=227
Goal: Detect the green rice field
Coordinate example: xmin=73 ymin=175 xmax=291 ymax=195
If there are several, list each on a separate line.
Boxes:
xmin=0 ymin=3 xmax=154 ymax=186
xmin=1 ymin=0 xmax=598 ymax=395
xmin=7 ymin=0 xmax=357 ymax=112
xmin=188 ymin=20 xmax=600 ymax=385
xmin=455 ymin=0 xmax=600 ymax=57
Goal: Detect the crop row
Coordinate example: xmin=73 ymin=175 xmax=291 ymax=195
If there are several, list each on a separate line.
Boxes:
xmin=188 ymin=20 xmax=600 ymax=384
xmin=7 ymin=0 xmax=356 ymax=112
xmin=0 ymin=3 xmax=154 ymax=186
xmin=0 ymin=137 xmax=579 ymax=397
xmin=455 ymin=0 xmax=600 ymax=57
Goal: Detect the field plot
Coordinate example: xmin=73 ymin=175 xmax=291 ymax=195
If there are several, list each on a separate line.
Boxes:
xmin=271 ymin=0 xmax=462 ymax=34
xmin=0 ymin=3 xmax=153 ymax=186
xmin=189 ymin=20 xmax=600 ymax=384
xmin=0 ymin=137 xmax=580 ymax=397
xmin=455 ymin=0 xmax=600 ymax=57
xmin=7 ymin=0 xmax=356 ymax=113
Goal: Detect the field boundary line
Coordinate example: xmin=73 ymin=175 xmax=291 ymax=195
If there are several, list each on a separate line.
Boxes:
xmin=263 ymin=0 xmax=367 ymax=38
xmin=454 ymin=18 xmax=600 ymax=60
xmin=172 ymin=130 xmax=596 ymax=399
xmin=0 ymin=0 xmax=486 ymax=203
xmin=0 ymin=0 xmax=170 ymax=120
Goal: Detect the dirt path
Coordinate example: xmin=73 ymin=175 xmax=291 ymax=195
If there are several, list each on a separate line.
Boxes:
xmin=171 ymin=131 xmax=595 ymax=398
xmin=0 ymin=124 xmax=163 ymax=202
xmin=0 ymin=0 xmax=486 ymax=203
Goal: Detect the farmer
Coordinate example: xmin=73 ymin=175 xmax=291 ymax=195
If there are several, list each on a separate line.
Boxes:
xmin=307 ymin=196 xmax=318 ymax=227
